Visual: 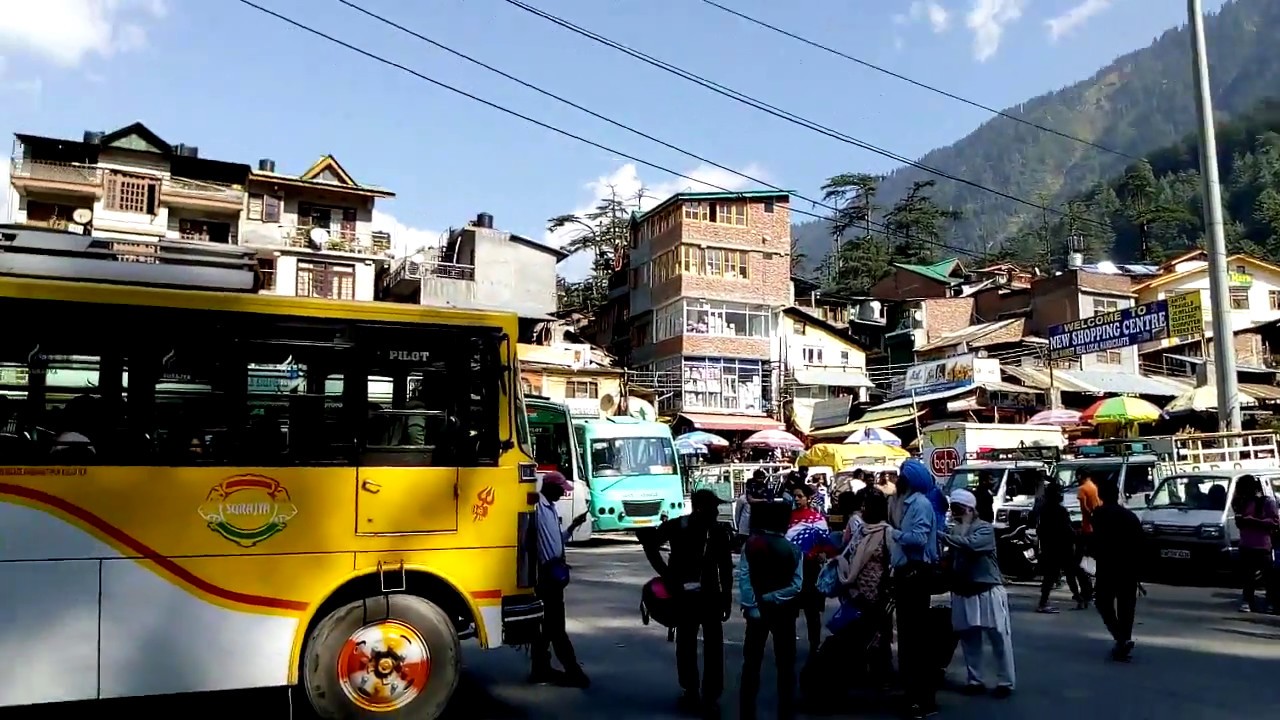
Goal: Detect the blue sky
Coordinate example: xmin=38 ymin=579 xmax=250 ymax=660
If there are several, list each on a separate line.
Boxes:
xmin=0 ymin=0 xmax=1230 ymax=277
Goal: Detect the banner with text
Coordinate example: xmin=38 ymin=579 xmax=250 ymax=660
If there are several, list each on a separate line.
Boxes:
xmin=1168 ymin=291 xmax=1205 ymax=340
xmin=1048 ymin=299 xmax=1170 ymax=360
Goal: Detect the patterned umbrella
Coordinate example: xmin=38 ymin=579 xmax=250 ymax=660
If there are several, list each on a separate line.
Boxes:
xmin=1080 ymin=396 xmax=1164 ymax=425
xmin=1027 ymin=408 xmax=1083 ymax=427
xmin=742 ymin=429 xmax=805 ymax=450
xmin=676 ymin=431 xmax=730 ymax=447
xmin=843 ymin=427 xmax=903 ymax=446
xmin=673 ymin=438 xmax=708 ymax=455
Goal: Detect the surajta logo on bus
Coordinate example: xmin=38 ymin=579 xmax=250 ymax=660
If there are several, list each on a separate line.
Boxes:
xmin=198 ymin=474 xmax=299 ymax=547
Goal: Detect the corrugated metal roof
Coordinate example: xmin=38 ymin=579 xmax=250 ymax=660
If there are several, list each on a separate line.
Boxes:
xmin=1061 ymin=370 xmax=1189 ymax=397
xmin=916 ymin=318 xmax=1024 ymax=352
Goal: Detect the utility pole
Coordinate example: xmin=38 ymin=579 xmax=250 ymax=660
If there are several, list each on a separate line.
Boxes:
xmin=1188 ymin=0 xmax=1242 ymax=432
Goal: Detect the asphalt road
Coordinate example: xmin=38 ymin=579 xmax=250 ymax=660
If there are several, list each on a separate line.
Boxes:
xmin=6 ymin=537 xmax=1279 ymax=718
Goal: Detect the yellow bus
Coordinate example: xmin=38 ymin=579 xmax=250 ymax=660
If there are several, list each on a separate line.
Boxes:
xmin=0 ymin=274 xmax=542 ymax=718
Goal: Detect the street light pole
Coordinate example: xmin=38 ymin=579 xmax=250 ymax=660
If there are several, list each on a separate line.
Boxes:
xmin=1188 ymin=0 xmax=1242 ymax=432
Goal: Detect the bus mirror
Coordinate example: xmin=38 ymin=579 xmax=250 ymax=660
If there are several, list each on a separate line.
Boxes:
xmin=1144 ymin=492 xmax=1153 ymax=507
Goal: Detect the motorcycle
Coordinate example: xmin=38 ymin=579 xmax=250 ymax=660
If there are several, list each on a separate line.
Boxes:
xmin=996 ymin=525 xmax=1039 ymax=581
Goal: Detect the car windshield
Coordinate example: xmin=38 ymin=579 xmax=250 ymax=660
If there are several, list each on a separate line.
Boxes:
xmin=945 ymin=468 xmax=987 ymax=494
xmin=1055 ymin=463 xmax=1122 ymax=490
xmin=589 ymin=437 xmax=677 ymax=477
xmin=1149 ymin=475 xmax=1231 ymax=510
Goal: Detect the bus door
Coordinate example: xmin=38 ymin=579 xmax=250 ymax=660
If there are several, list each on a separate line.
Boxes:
xmin=356 ymin=329 xmax=499 ymax=534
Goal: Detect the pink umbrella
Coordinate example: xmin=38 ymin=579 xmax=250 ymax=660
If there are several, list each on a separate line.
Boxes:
xmin=741 ymin=429 xmax=805 ymax=450
xmin=1027 ymin=408 xmax=1082 ymax=427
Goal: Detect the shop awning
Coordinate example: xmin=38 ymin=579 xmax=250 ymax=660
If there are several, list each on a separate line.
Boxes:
xmin=679 ymin=412 xmax=785 ymax=432
xmin=1001 ymin=366 xmax=1192 ymax=397
xmin=792 ymin=369 xmax=875 ymax=387
xmin=806 ymin=407 xmax=923 ymax=440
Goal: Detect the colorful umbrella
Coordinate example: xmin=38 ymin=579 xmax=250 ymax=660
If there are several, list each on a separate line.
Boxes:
xmin=1027 ymin=408 xmax=1083 ymax=427
xmin=1080 ymin=396 xmax=1164 ymax=425
xmin=673 ymin=438 xmax=708 ymax=455
xmin=742 ymin=429 xmax=805 ymax=450
xmin=843 ymin=427 xmax=903 ymax=446
xmin=786 ymin=508 xmax=835 ymax=558
xmin=676 ymin=431 xmax=729 ymax=447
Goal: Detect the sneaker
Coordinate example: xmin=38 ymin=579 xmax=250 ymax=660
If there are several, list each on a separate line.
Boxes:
xmin=1239 ymin=602 xmax=1253 ymax=613
xmin=992 ymin=685 xmax=1014 ymax=699
xmin=1036 ymin=605 xmax=1060 ymax=614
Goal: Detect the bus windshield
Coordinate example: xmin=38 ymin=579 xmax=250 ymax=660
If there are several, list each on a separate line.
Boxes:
xmin=526 ymin=402 xmax=577 ymax=481
xmin=588 ymin=436 xmax=677 ymax=476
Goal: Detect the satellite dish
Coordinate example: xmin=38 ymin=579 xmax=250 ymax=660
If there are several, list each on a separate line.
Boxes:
xmin=599 ymin=394 xmax=617 ymax=415
xmin=626 ymin=396 xmax=657 ymax=422
xmin=72 ymin=208 xmax=93 ymax=225
xmin=309 ymin=227 xmax=331 ymax=244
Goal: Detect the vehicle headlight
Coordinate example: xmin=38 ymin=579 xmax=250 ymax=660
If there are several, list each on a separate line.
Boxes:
xmin=1198 ymin=523 xmax=1224 ymax=539
xmin=1141 ymin=521 xmax=1155 ymax=534
xmin=995 ymin=509 xmax=1009 ymax=523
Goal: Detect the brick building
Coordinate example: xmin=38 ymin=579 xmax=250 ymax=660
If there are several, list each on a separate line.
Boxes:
xmin=626 ymin=190 xmax=791 ymax=430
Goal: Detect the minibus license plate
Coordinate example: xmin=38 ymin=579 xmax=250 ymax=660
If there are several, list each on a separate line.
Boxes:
xmin=1160 ymin=549 xmax=1191 ymax=559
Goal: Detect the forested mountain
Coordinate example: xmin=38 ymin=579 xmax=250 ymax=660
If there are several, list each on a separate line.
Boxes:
xmin=793 ymin=0 xmax=1280 ymax=275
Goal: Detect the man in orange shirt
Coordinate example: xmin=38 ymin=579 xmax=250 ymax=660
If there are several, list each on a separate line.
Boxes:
xmin=1075 ymin=470 xmax=1102 ymax=608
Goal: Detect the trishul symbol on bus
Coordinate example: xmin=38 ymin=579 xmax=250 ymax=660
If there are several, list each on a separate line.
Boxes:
xmin=472 ymin=486 xmax=496 ymax=522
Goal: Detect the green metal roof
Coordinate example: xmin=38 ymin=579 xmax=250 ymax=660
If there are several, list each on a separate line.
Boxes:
xmin=631 ymin=189 xmax=792 ymax=224
xmin=894 ymin=258 xmax=966 ymax=285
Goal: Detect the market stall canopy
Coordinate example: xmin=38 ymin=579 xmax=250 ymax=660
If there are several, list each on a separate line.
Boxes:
xmin=678 ymin=413 xmax=785 ymax=432
xmin=1027 ymin=408 xmax=1083 ymax=427
xmin=806 ymin=407 xmax=922 ymax=441
xmin=1165 ymin=385 xmax=1260 ymax=414
xmin=798 ymin=442 xmax=909 ymax=469
xmin=843 ymin=427 xmax=903 ymax=446
xmin=741 ymin=429 xmax=804 ymax=450
xmin=676 ymin=431 xmax=730 ymax=447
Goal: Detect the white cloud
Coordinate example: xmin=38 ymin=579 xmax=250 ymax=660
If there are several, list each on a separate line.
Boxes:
xmin=549 ymin=162 xmax=769 ymax=280
xmin=965 ymin=0 xmax=1026 ymax=62
xmin=0 ymin=0 xmax=167 ymax=68
xmin=1046 ymin=0 xmax=1112 ymax=42
xmin=893 ymin=1 xmax=951 ymax=33
xmin=371 ymin=209 xmax=443 ymax=258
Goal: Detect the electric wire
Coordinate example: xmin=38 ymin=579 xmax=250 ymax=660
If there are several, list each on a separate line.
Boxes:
xmin=693 ymin=0 xmax=1142 ymax=162
xmin=498 ymin=0 xmax=1111 ymax=231
xmin=237 ymin=0 xmax=988 ymax=262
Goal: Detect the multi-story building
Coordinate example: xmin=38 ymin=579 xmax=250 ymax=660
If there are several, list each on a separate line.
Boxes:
xmin=6 ymin=123 xmax=396 ymax=300
xmin=381 ymin=212 xmax=567 ymax=335
xmin=626 ymin=190 xmax=792 ymax=433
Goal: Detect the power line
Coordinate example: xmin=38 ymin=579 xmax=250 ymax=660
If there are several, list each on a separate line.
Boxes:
xmin=237 ymin=0 xmax=987 ymax=263
xmin=693 ymin=0 xmax=1141 ymax=163
xmin=330 ymin=0 xmax=984 ymax=261
xmin=498 ymin=0 xmax=1109 ymax=231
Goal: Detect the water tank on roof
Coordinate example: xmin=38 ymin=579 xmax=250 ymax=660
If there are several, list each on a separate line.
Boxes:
xmin=475 ymin=212 xmax=494 ymax=229
xmin=83 ymin=131 xmax=104 ymax=144
xmin=173 ymin=144 xmax=199 ymax=158
xmin=258 ymin=158 xmax=276 ymax=173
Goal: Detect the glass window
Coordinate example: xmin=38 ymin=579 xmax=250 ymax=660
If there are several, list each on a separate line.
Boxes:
xmin=1230 ymin=287 xmax=1250 ymax=310
xmin=680 ymin=357 xmax=764 ymax=412
xmin=682 ymin=301 xmax=773 ymax=338
xmin=567 ymin=380 xmax=598 ymax=399
xmin=1149 ymin=474 xmax=1231 ymax=510
xmin=588 ymin=437 xmax=676 ymax=476
xmin=681 ymin=245 xmax=702 ymax=274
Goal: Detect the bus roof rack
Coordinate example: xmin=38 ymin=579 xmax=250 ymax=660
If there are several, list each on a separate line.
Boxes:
xmin=0 ymin=224 xmax=258 ymax=292
xmin=1078 ymin=439 xmax=1154 ymax=458
xmin=973 ymin=446 xmax=1061 ymax=463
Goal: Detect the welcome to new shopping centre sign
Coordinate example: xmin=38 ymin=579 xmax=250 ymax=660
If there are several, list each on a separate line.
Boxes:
xmin=1047 ymin=299 xmax=1171 ymax=360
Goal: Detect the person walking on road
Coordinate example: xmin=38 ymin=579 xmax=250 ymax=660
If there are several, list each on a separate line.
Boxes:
xmin=890 ymin=459 xmax=942 ymax=719
xmin=787 ymin=483 xmax=835 ymax=662
xmin=1091 ymin=480 xmax=1144 ymax=662
xmin=944 ymin=489 xmax=1015 ymax=698
xmin=1036 ymin=482 xmax=1083 ymax=613
xmin=1232 ymin=475 xmax=1278 ymax=613
xmin=639 ymin=488 xmax=735 ymax=715
xmin=1075 ymin=469 xmax=1102 ymax=607
xmin=739 ymin=500 xmax=803 ymax=720
xmin=530 ymin=472 xmax=591 ymax=688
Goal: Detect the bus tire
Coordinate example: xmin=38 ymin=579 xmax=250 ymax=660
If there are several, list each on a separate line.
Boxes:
xmin=303 ymin=594 xmax=462 ymax=720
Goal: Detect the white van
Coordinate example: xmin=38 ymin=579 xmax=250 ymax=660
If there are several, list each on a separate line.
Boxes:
xmin=1140 ymin=470 xmax=1280 ymax=574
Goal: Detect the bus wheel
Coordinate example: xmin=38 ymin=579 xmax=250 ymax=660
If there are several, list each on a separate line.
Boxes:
xmin=303 ymin=594 xmax=461 ymax=719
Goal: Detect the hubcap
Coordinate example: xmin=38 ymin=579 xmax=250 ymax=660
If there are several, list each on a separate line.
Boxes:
xmin=336 ymin=620 xmax=431 ymax=711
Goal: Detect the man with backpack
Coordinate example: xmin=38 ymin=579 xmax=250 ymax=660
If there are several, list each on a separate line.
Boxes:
xmin=639 ymin=489 xmax=735 ymax=715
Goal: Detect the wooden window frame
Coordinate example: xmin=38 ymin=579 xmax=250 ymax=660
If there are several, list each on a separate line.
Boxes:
xmin=297 ymin=261 xmax=356 ymax=300
xmin=105 ymin=172 xmax=159 ymax=215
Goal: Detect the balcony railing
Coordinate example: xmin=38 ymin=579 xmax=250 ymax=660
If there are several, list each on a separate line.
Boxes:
xmin=385 ymin=253 xmax=477 ymax=293
xmin=9 ymin=158 xmax=102 ymax=186
xmin=282 ymin=225 xmax=392 ymax=256
xmin=162 ymin=176 xmax=244 ymax=205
